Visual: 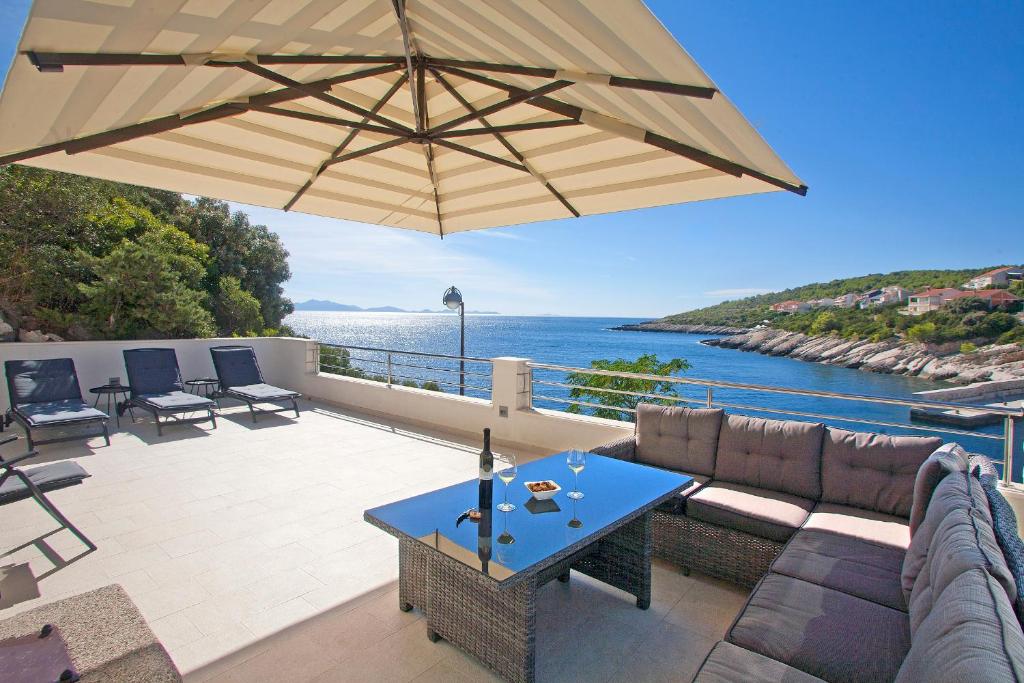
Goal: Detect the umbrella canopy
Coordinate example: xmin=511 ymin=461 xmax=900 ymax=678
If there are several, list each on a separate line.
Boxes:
xmin=0 ymin=0 xmax=806 ymax=235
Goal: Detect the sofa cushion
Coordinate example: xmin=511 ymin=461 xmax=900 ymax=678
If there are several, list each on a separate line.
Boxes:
xmin=909 ymin=442 xmax=968 ymax=536
xmin=772 ymin=529 xmax=907 ymax=611
xmin=902 ymin=468 xmax=993 ymax=604
xmin=693 ymin=641 xmax=827 ymax=683
xmin=896 ymin=568 xmax=1024 ymax=682
xmin=728 ymin=573 xmax=910 ymax=683
xmin=802 ymin=502 xmax=910 ymax=550
xmin=654 ymin=474 xmax=708 ymax=514
xmin=0 ymin=461 xmax=91 ymax=505
xmin=635 ymin=404 xmax=723 ymax=477
xmin=714 ymin=415 xmax=824 ymax=500
xmin=978 ymin=469 xmax=1024 ymax=623
xmin=136 ymin=391 xmax=214 ymax=411
xmin=821 ymin=428 xmax=941 ymax=518
xmin=227 ymin=383 xmax=299 ymax=401
xmin=5 ymin=358 xmax=83 ymax=404
xmin=907 ymin=503 xmax=1017 ymax=636
xmin=687 ymin=482 xmax=814 ymax=543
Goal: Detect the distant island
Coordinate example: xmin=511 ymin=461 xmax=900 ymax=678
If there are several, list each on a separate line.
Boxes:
xmin=293 ymin=299 xmax=499 ymax=314
xmin=618 ymin=266 xmax=1024 ymax=384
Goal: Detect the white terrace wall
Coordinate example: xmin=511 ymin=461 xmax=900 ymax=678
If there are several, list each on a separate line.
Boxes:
xmin=0 ymin=337 xmax=631 ymax=453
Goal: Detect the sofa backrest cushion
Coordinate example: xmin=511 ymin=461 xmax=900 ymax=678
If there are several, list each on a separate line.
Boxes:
xmin=714 ymin=414 xmax=824 ymax=500
xmin=5 ymin=358 xmax=82 ymax=405
xmin=903 ymin=468 xmax=993 ymax=604
xmin=977 ymin=467 xmax=1024 ymax=624
xmin=821 ymin=428 xmax=942 ymax=518
xmin=635 ymin=404 xmax=723 ymax=476
xmin=210 ymin=346 xmax=263 ymax=388
xmin=907 ymin=505 xmax=1017 ymax=635
xmin=895 ymin=568 xmax=1024 ymax=682
xmin=123 ymin=348 xmax=183 ymax=396
xmin=909 ymin=443 xmax=968 ymax=536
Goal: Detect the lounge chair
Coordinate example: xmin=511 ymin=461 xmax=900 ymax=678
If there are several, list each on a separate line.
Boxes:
xmin=3 ymin=358 xmax=109 ymax=450
xmin=0 ymin=434 xmax=95 ymax=550
xmin=210 ymin=345 xmax=301 ymax=422
xmin=123 ymin=348 xmax=216 ymax=435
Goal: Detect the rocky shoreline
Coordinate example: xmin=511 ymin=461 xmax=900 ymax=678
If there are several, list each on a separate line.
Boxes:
xmin=701 ymin=328 xmax=1024 ymax=384
xmin=613 ymin=322 xmax=750 ymax=335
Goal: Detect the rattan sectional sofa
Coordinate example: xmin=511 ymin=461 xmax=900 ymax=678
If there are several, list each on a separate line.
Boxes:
xmin=593 ymin=404 xmax=1024 ymax=682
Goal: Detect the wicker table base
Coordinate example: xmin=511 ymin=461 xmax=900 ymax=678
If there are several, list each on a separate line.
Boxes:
xmin=397 ymin=513 xmax=653 ymax=683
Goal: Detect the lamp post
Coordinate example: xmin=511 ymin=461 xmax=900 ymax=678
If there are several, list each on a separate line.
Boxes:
xmin=443 ymin=285 xmax=465 ymax=396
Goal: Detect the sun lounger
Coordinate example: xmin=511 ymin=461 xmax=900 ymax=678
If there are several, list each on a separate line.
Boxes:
xmin=3 ymin=359 xmax=109 ymax=449
xmin=210 ymin=345 xmax=300 ymax=422
xmin=123 ymin=348 xmax=216 ymax=436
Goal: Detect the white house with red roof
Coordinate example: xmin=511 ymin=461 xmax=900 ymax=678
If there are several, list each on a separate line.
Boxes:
xmin=770 ymin=300 xmax=811 ymax=313
xmin=963 ymin=266 xmax=1023 ymax=290
xmin=907 ymin=288 xmax=961 ymax=315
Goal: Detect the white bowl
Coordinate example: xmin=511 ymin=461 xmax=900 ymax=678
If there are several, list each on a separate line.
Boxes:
xmin=524 ymin=480 xmax=561 ymax=500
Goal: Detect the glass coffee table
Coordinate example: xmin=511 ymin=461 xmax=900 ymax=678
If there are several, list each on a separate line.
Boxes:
xmin=364 ymin=452 xmax=691 ymax=683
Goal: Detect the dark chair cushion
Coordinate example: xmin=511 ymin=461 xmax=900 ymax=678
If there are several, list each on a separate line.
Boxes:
xmin=821 ymin=428 xmax=941 ymax=518
xmin=14 ymin=399 xmax=108 ymax=426
xmin=227 ymin=384 xmax=300 ymax=401
xmin=5 ymin=358 xmax=83 ymax=404
xmin=714 ymin=415 xmax=825 ymax=500
xmin=977 ymin=469 xmax=1024 ymax=623
xmin=0 ymin=460 xmax=90 ymax=505
xmin=895 ymin=568 xmax=1024 ymax=682
xmin=635 ymin=403 xmax=723 ymax=477
xmin=728 ymin=573 xmax=911 ymax=683
xmin=136 ymin=392 xmax=214 ymax=411
xmin=687 ymin=482 xmax=814 ymax=542
xmin=123 ymin=348 xmax=184 ymax=395
xmin=803 ymin=502 xmax=911 ymax=550
xmin=694 ymin=641 xmax=827 ymax=683
xmin=772 ymin=529 xmax=907 ymax=611
xmin=210 ymin=346 xmax=263 ymax=388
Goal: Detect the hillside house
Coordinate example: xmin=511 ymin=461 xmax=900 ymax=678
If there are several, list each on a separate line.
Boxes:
xmin=964 ymin=266 xmax=1023 ymax=290
xmin=907 ymin=288 xmax=961 ymax=315
xmin=833 ymin=292 xmax=859 ymax=307
xmin=951 ymin=289 xmax=1022 ymax=310
xmin=860 ymin=286 xmax=910 ymax=309
xmin=771 ymin=300 xmax=811 ymax=313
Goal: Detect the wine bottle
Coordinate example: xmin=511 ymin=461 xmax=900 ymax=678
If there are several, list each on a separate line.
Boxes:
xmin=477 ymin=428 xmax=494 ymax=572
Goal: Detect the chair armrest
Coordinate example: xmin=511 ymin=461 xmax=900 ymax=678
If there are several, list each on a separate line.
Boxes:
xmin=1 ymin=434 xmax=18 ymax=448
xmin=0 ymin=449 xmax=40 ymax=468
xmin=590 ymin=436 xmax=636 ymax=462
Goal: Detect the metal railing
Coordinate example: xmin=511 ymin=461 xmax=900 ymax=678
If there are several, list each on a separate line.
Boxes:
xmin=528 ymin=362 xmax=1023 ymax=486
xmin=315 ymin=343 xmax=493 ymax=400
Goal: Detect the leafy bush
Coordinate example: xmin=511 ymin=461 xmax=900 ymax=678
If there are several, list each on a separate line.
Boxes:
xmin=960 ymin=342 xmax=978 ymax=354
xmin=565 ymin=354 xmax=690 ymax=422
xmin=906 ymin=322 xmax=939 ymax=343
xmin=215 ymin=275 xmax=263 ymax=336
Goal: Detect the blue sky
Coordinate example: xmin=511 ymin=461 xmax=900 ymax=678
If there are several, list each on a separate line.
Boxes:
xmin=1 ymin=1 xmax=1021 ymax=317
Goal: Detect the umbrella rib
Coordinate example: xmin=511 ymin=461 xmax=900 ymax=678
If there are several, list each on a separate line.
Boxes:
xmin=432 ymin=65 xmax=807 ymax=196
xmin=392 ymin=0 xmax=443 ymax=236
xmin=283 ymin=73 xmax=409 ymax=212
xmin=431 ymin=139 xmax=528 ymax=173
xmin=425 ymin=58 xmax=716 ymax=99
xmin=321 ymin=137 xmax=411 ymax=169
xmin=431 ymin=69 xmax=579 ymax=217
xmin=0 ymin=66 xmax=404 ymax=164
xmin=251 ymin=106 xmax=404 ymax=135
xmin=233 ymin=61 xmax=413 ymax=134
xmin=24 ymin=51 xmax=406 ymax=69
xmin=431 ymin=119 xmax=581 ymax=138
xmin=425 ymin=80 xmax=572 ymax=137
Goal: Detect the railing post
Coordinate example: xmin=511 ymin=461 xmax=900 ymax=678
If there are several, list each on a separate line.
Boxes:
xmin=1005 ymin=415 xmax=1016 ymax=486
xmin=706 ymin=387 xmax=713 ymax=408
xmin=386 ymin=352 xmax=393 ymax=386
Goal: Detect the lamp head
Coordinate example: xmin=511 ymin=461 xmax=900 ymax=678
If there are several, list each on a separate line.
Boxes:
xmin=442 ymin=285 xmax=463 ymax=310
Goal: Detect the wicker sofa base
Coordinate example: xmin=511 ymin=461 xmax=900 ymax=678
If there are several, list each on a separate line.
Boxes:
xmin=397 ymin=513 xmax=652 ymax=683
xmin=652 ymin=511 xmax=784 ymax=588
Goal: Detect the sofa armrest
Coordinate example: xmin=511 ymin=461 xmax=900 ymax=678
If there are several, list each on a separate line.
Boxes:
xmin=591 ymin=435 xmax=636 ymax=462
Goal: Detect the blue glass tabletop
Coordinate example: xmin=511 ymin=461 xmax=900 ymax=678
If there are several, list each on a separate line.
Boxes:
xmin=364 ymin=452 xmax=691 ymax=585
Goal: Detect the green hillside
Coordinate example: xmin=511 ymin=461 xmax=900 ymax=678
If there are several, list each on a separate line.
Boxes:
xmin=661 ymin=268 xmax=1002 ymax=328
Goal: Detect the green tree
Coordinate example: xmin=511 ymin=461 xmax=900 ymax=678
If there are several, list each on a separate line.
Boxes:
xmin=77 ymin=205 xmax=214 ymax=339
xmin=214 ymin=275 xmax=263 ymax=336
xmin=1010 ymin=280 xmax=1024 ymax=297
xmin=906 ymin=322 xmax=939 ymax=343
xmin=174 ymin=198 xmax=293 ymax=327
xmin=809 ymin=311 xmax=840 ymax=335
xmin=565 ymin=354 xmax=690 ymax=421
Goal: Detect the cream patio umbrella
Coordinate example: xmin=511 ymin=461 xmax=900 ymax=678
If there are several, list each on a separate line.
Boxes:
xmin=0 ymin=0 xmax=806 ymax=236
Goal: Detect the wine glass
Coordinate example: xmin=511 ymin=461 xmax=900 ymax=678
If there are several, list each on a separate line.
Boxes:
xmin=496 ymin=453 xmax=518 ymax=512
xmin=566 ymin=450 xmax=585 ymax=500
